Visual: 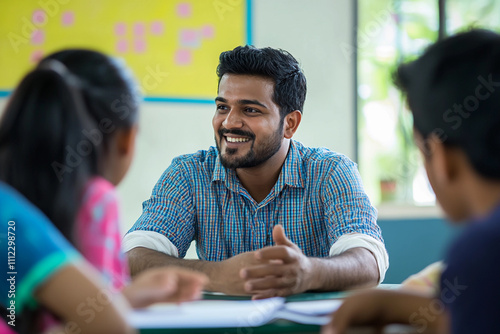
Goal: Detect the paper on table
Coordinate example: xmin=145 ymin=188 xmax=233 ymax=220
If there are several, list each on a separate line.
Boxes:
xmin=284 ymin=299 xmax=343 ymax=315
xmin=128 ymin=297 xmax=343 ymax=329
xmin=129 ymin=297 xmax=285 ymax=328
xmin=275 ymin=299 xmax=343 ymax=325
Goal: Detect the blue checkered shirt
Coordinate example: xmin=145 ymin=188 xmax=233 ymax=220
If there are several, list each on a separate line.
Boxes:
xmin=128 ymin=140 xmax=382 ymax=260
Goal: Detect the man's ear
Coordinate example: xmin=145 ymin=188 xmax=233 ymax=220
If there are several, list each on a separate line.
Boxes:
xmin=116 ymin=126 xmax=138 ymax=155
xmin=426 ymin=133 xmax=460 ymax=185
xmin=283 ymin=110 xmax=302 ymax=139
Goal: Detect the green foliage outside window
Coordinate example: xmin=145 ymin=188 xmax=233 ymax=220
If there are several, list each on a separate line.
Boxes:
xmin=357 ymin=0 xmax=500 ymax=206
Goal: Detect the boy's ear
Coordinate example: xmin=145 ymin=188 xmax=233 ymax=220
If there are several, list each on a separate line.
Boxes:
xmin=426 ymin=134 xmax=460 ymax=184
xmin=283 ymin=110 xmax=302 ymax=139
xmin=116 ymin=126 xmax=138 ymax=155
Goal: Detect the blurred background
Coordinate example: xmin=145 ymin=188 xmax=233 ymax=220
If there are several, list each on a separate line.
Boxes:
xmin=1 ymin=0 xmax=499 ymax=282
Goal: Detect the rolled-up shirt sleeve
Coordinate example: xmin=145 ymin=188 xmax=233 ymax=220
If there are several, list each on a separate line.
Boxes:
xmin=122 ymin=230 xmax=179 ymax=257
xmin=322 ymin=157 xmax=389 ymax=282
xmin=329 ymin=233 xmax=389 ymax=283
xmin=124 ymin=157 xmax=196 ymax=258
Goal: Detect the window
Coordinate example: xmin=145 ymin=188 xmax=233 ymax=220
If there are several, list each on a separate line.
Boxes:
xmin=357 ymin=0 xmax=500 ymax=207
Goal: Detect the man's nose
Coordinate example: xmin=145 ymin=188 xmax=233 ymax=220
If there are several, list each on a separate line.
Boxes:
xmin=222 ymin=109 xmax=243 ymax=128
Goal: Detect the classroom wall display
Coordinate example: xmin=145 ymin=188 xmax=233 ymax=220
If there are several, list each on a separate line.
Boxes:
xmin=0 ymin=0 xmax=252 ymax=102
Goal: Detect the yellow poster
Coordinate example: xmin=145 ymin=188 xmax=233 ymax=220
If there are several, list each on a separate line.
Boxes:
xmin=0 ymin=0 xmax=251 ymax=102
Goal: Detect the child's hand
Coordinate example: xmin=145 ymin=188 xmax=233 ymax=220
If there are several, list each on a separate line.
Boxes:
xmin=321 ymin=289 xmax=389 ymax=334
xmin=321 ymin=289 xmax=442 ymax=334
xmin=122 ymin=267 xmax=208 ymax=308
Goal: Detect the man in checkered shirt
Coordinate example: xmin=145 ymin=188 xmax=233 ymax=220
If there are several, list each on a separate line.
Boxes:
xmin=125 ymin=45 xmax=388 ymax=298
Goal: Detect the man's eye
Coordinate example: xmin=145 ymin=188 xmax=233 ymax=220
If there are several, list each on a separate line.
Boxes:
xmin=216 ymin=105 xmax=228 ymax=111
xmin=245 ymin=107 xmax=260 ymax=114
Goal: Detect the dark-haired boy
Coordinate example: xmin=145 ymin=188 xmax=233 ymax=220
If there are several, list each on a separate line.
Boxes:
xmin=322 ymin=29 xmax=500 ymax=334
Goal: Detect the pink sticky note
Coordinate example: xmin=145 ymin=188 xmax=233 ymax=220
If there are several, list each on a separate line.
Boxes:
xmin=151 ymin=21 xmax=164 ymax=35
xmin=61 ymin=11 xmax=75 ymax=26
xmin=182 ymin=29 xmax=197 ymax=42
xmin=134 ymin=39 xmax=146 ymax=53
xmin=31 ymin=30 xmax=45 ymax=45
xmin=30 ymin=50 xmax=44 ymax=63
xmin=175 ymin=49 xmax=192 ymax=65
xmin=115 ymin=23 xmax=126 ymax=36
xmin=116 ymin=40 xmax=127 ymax=53
xmin=180 ymin=29 xmax=200 ymax=48
xmin=177 ymin=2 xmax=192 ymax=18
xmin=32 ymin=9 xmax=47 ymax=25
xmin=201 ymin=24 xmax=215 ymax=39
xmin=134 ymin=23 xmax=145 ymax=36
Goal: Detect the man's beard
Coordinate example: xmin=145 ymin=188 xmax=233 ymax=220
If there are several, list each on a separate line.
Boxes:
xmin=215 ymin=119 xmax=284 ymax=169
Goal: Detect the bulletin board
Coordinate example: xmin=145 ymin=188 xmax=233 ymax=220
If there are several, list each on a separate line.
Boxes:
xmin=0 ymin=0 xmax=252 ymax=102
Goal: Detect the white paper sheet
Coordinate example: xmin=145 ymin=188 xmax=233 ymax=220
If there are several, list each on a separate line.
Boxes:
xmin=128 ymin=297 xmax=343 ymax=329
xmin=275 ymin=299 xmax=343 ymax=325
xmin=284 ymin=299 xmax=343 ymax=315
xmin=129 ymin=297 xmax=285 ymax=328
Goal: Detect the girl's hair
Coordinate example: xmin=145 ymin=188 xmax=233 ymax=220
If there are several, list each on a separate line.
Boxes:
xmin=0 ymin=50 xmax=139 ymax=333
xmin=0 ymin=60 xmax=97 ymax=242
xmin=42 ymin=49 xmax=141 ymax=152
xmin=0 ymin=49 xmax=140 ymax=243
xmin=0 ymin=61 xmax=98 ymax=334
xmin=395 ymin=29 xmax=500 ymax=180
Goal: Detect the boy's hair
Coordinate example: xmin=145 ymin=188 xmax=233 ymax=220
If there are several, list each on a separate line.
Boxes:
xmin=395 ymin=29 xmax=500 ymax=180
xmin=0 ymin=49 xmax=140 ymax=243
xmin=217 ymin=45 xmax=307 ymax=119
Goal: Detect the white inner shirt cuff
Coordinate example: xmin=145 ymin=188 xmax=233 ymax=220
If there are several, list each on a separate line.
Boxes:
xmin=329 ymin=233 xmax=389 ymax=283
xmin=122 ymin=230 xmax=179 ymax=258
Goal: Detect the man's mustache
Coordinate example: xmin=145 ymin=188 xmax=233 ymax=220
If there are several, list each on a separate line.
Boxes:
xmin=218 ymin=128 xmax=255 ymax=140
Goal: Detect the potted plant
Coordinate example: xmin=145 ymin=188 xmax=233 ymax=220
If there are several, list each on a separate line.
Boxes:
xmin=376 ymin=152 xmax=400 ymax=202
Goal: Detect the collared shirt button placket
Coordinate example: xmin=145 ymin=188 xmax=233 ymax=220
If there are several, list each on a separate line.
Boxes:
xmin=252 ymin=206 xmax=261 ymax=250
xmin=254 ymin=206 xmax=269 ymax=250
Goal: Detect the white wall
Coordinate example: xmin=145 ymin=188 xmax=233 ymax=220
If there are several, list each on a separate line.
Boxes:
xmin=253 ymin=0 xmax=355 ymax=157
xmin=0 ymin=0 xmax=356 ymax=237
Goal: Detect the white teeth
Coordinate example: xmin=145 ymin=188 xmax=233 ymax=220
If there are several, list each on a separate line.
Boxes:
xmin=226 ymin=137 xmax=249 ymax=143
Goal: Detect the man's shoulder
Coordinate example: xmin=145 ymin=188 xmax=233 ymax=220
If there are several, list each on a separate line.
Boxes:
xmin=169 ymin=146 xmax=219 ymax=173
xmin=293 ymin=140 xmax=355 ymax=168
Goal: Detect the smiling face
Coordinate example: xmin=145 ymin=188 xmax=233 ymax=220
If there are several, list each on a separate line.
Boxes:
xmin=213 ymin=74 xmax=285 ymax=169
